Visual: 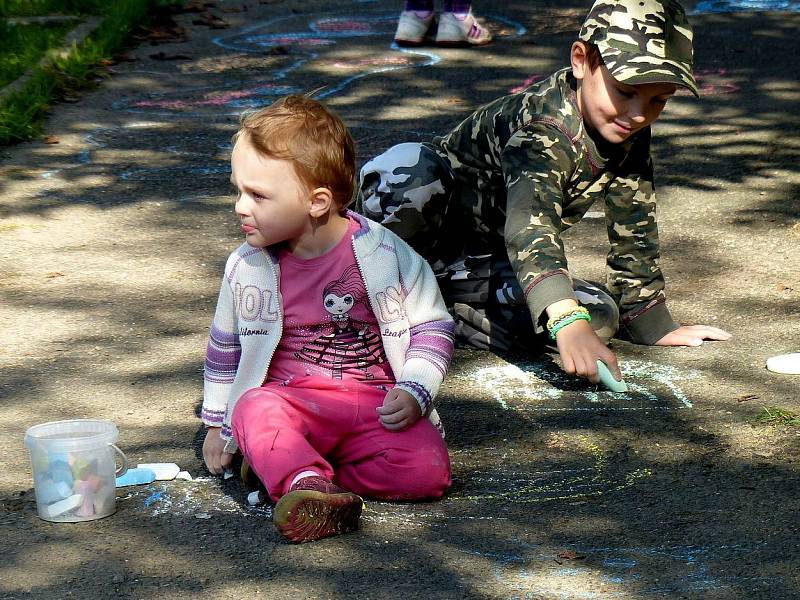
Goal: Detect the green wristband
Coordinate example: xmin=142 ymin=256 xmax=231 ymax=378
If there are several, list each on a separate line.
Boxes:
xmin=548 ymin=312 xmax=592 ymax=340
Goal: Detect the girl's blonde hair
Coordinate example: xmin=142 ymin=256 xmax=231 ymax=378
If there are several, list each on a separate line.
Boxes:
xmin=234 ymin=95 xmax=356 ymax=210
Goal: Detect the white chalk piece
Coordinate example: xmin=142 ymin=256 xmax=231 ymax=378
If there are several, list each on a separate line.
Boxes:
xmin=222 ymin=469 xmax=234 ymax=480
xmin=115 ymin=468 xmax=157 ymax=487
xmin=766 ymin=353 xmax=800 ymax=375
xmin=175 ymin=471 xmax=193 ymax=481
xmin=137 ymin=463 xmax=180 ymax=481
xmin=596 ymin=360 xmax=628 ymax=393
xmin=247 ymin=490 xmax=265 ymax=506
xmin=40 ymin=494 xmax=83 ymax=519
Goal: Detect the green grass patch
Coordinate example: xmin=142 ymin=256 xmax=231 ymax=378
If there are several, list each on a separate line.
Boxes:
xmin=0 ymin=0 xmax=173 ymax=144
xmin=756 ymin=406 xmax=800 ymax=427
xmin=0 ymin=1 xmax=105 ymax=17
xmin=0 ymin=21 xmax=74 ymax=88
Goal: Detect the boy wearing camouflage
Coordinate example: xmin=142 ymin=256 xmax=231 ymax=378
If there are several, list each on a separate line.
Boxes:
xmin=357 ymin=0 xmax=730 ymax=383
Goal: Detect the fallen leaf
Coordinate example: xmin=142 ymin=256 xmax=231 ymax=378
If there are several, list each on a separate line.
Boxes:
xmin=193 ymin=12 xmax=229 ymax=28
xmin=737 ymin=394 xmax=758 ymax=403
xmin=98 ymin=58 xmax=115 ymax=66
xmin=45 ymin=272 xmax=65 ymax=278
xmin=776 ymin=283 xmax=793 ymax=292
xmin=557 ymin=550 xmax=586 ymax=560
xmin=150 ymin=51 xmax=191 ymax=60
xmin=42 ymin=135 xmax=59 ymax=144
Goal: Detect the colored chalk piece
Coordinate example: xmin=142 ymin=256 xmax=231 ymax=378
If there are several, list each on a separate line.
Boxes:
xmin=766 ymin=353 xmax=800 ymax=375
xmin=247 ymin=490 xmax=265 ymax=506
xmin=40 ymin=494 xmax=83 ymax=519
xmin=115 ymin=467 xmax=157 ymax=487
xmin=137 ymin=463 xmax=180 ymax=481
xmin=36 ymin=478 xmax=73 ymax=504
xmin=596 ymin=360 xmax=628 ymax=393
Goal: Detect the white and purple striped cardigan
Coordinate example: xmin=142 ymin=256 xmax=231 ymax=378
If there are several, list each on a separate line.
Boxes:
xmin=201 ymin=211 xmax=455 ymax=453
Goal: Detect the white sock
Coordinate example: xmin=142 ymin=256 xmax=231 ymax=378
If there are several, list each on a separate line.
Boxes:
xmin=413 ymin=10 xmax=433 ymax=19
xmin=290 ymin=470 xmax=321 ymax=488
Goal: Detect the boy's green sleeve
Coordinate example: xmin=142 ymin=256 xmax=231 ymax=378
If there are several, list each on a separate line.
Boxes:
xmin=501 ymin=123 xmax=578 ymax=331
xmin=603 ymin=153 xmax=679 ymax=345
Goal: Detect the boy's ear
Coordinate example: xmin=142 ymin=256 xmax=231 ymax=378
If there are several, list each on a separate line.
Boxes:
xmin=571 ymin=41 xmax=588 ymax=81
xmin=308 ymin=186 xmax=335 ymax=218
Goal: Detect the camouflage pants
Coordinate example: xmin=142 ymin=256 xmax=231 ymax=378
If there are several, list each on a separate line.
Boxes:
xmin=357 ymin=142 xmax=619 ymax=352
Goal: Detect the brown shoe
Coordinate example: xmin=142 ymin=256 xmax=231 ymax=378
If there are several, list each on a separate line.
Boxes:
xmin=273 ymin=476 xmax=363 ymax=543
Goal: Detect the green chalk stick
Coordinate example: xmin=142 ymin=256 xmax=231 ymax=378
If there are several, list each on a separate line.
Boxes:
xmin=596 ymin=360 xmax=628 ymax=393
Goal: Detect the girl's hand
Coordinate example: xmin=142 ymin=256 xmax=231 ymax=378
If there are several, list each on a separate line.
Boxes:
xmin=377 ymin=389 xmax=422 ymax=431
xmin=655 ymin=325 xmax=731 ymax=347
xmin=202 ymin=427 xmax=232 ymax=475
xmin=556 ymin=318 xmax=622 ymax=383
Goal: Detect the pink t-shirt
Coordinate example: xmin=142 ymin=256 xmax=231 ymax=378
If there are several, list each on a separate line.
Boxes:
xmin=266 ymin=217 xmax=395 ymax=385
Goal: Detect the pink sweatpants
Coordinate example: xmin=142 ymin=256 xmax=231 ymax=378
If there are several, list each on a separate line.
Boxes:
xmin=231 ymin=376 xmax=451 ymax=502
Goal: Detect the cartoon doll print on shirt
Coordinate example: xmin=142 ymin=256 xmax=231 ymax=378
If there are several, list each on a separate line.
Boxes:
xmin=294 ymin=264 xmax=386 ymax=379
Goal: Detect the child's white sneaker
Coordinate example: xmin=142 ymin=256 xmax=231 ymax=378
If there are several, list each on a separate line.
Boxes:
xmin=435 ymin=11 xmax=492 ymax=47
xmin=394 ymin=10 xmax=435 ymax=47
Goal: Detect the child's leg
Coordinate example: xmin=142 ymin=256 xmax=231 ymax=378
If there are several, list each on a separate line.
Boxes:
xmin=443 ymin=255 xmax=619 ymax=350
xmin=231 ymin=379 xmax=362 ymax=501
xmin=443 ymin=0 xmax=470 ymax=14
xmin=405 ymin=0 xmax=434 ymax=11
xmin=357 ymin=142 xmax=456 ymax=264
xmin=331 ymin=383 xmax=451 ymax=500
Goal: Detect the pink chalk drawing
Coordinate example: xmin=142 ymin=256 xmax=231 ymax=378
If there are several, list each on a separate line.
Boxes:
xmin=509 ymin=74 xmax=544 ymax=94
xmin=677 ymin=68 xmax=741 ymax=96
xmin=134 ymin=89 xmax=261 ymax=110
xmin=120 ymin=82 xmax=299 ymax=115
xmin=311 ymin=18 xmax=384 ymax=33
xmin=259 ymin=36 xmax=335 ymax=47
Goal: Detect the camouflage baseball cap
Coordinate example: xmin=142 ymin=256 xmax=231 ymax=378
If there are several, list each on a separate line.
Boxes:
xmin=579 ymin=0 xmax=699 ymax=96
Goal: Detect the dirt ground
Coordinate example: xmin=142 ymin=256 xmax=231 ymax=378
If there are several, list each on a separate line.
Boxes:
xmin=1 ymin=1 xmax=798 ymax=598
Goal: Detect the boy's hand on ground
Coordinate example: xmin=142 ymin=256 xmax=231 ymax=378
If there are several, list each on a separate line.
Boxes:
xmin=377 ymin=389 xmax=422 ymax=431
xmin=655 ymin=324 xmax=731 ymax=347
xmin=556 ymin=319 xmax=621 ymax=383
xmin=202 ymin=427 xmax=232 ymax=475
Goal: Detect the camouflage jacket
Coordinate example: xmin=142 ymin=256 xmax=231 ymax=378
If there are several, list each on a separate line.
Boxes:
xmin=431 ymin=67 xmax=679 ymax=344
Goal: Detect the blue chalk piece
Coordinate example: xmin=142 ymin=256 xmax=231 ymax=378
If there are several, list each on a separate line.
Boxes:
xmin=115 ymin=467 xmax=157 ymax=487
xmin=596 ymin=360 xmax=628 ymax=393
xmin=49 ymin=460 xmax=74 ymax=487
xmin=143 ymin=491 xmax=163 ymax=507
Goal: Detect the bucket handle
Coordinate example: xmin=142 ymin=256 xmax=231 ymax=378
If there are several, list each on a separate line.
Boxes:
xmin=111 ymin=444 xmax=128 ymax=477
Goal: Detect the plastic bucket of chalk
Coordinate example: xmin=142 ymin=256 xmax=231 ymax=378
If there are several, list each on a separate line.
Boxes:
xmin=24 ymin=419 xmax=128 ymax=522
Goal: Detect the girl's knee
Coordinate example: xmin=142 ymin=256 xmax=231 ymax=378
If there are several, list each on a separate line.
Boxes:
xmin=379 ymin=445 xmax=452 ymax=499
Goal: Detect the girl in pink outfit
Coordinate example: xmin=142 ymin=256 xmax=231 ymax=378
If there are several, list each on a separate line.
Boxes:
xmin=200 ymin=95 xmax=455 ymax=543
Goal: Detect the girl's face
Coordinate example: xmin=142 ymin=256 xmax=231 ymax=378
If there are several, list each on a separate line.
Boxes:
xmin=324 ymin=293 xmax=354 ymax=316
xmin=231 ymin=135 xmax=311 ymax=250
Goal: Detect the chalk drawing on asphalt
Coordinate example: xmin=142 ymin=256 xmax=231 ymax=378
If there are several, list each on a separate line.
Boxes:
xmin=115 ymin=11 xmax=525 ymax=115
xmin=121 ymin=478 xmax=272 ymax=519
xmin=460 ymin=541 xmax=769 ymax=598
xmin=692 ymin=0 xmax=800 ymax=13
xmin=453 ymin=358 xmax=699 ymax=412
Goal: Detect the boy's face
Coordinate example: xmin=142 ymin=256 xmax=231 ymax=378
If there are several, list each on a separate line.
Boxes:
xmin=231 ymin=135 xmax=311 ymax=249
xmin=571 ymin=43 xmax=676 ymax=144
